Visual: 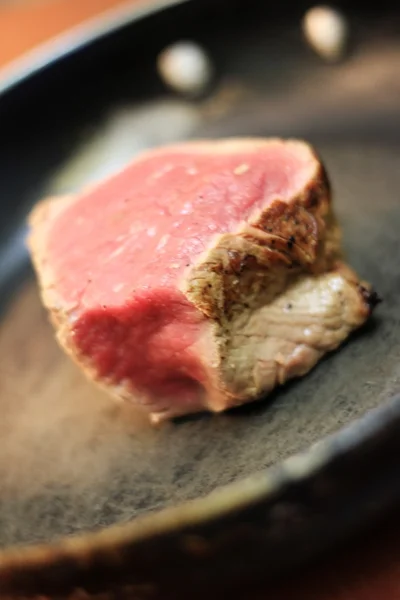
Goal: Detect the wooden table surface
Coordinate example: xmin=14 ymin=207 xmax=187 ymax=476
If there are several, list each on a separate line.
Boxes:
xmin=1 ymin=1 xmax=400 ymax=599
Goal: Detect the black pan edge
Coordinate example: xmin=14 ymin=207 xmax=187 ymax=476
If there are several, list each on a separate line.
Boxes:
xmin=0 ymin=0 xmax=188 ymax=97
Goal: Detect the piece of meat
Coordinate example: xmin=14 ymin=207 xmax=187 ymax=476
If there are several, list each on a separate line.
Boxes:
xmin=27 ymin=138 xmax=379 ymax=423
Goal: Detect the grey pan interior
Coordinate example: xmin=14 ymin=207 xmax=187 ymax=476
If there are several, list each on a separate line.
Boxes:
xmin=0 ymin=0 xmax=400 ymax=597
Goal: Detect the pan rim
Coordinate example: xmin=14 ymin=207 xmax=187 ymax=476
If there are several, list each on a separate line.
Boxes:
xmin=0 ymin=0 xmax=189 ymax=97
xmin=1 ymin=393 xmax=399 ymax=589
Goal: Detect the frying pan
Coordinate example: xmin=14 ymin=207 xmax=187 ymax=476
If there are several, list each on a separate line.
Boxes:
xmin=1 ymin=0 xmax=400 ymax=597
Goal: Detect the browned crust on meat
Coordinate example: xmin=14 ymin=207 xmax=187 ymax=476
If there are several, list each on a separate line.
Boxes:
xmin=182 ymin=159 xmax=337 ymax=320
xmin=181 ymin=157 xmax=374 ymax=413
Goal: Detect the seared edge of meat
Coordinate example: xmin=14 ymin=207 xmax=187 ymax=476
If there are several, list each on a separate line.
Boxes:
xmin=178 ymin=151 xmax=378 ymax=419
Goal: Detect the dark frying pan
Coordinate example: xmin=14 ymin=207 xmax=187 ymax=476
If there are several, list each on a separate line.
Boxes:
xmin=1 ymin=0 xmax=400 ymax=597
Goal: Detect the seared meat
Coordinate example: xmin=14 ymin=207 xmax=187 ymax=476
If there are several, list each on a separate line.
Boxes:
xmin=27 ymin=138 xmax=378 ymax=423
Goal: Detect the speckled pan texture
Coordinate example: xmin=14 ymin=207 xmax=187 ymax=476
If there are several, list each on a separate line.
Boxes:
xmin=0 ymin=0 xmax=400 ymax=598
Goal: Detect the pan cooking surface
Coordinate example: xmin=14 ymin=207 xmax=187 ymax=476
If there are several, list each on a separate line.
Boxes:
xmin=0 ymin=1 xmax=399 ymax=549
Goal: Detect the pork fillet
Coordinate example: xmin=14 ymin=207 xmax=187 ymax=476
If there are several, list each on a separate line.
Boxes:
xmin=28 ymin=138 xmax=378 ymax=423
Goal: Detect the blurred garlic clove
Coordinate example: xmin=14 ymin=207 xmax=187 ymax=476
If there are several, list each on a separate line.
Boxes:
xmin=302 ymin=5 xmax=349 ymax=62
xmin=157 ymin=41 xmax=213 ymax=95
